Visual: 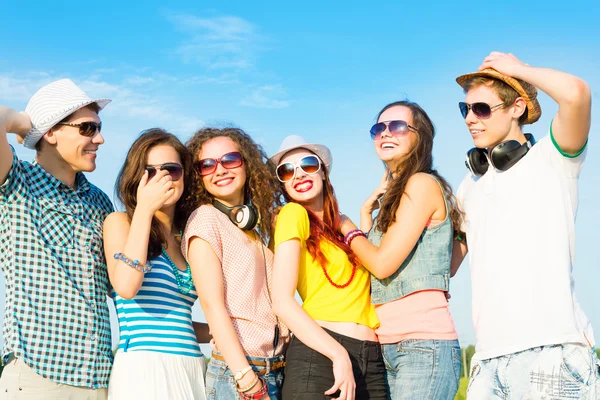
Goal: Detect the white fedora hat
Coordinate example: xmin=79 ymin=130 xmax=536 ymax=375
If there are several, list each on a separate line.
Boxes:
xmin=23 ymin=79 xmax=111 ymax=149
xmin=270 ymin=135 xmax=333 ymax=174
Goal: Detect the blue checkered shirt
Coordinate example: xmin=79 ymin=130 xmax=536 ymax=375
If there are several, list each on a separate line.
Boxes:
xmin=0 ymin=146 xmax=114 ymax=388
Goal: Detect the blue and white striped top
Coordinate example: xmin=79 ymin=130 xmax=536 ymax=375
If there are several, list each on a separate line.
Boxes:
xmin=113 ymin=253 xmax=203 ymax=358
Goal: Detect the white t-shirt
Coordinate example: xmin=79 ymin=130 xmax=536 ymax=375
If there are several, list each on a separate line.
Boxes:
xmin=457 ymin=130 xmax=594 ymax=361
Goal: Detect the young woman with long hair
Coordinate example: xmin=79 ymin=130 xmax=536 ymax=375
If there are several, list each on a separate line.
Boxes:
xmin=270 ymin=135 xmax=387 ymax=400
xmin=104 ymin=128 xmax=210 ymax=399
xmin=182 ymin=128 xmax=290 ymax=400
xmin=340 ymin=101 xmax=463 ymax=399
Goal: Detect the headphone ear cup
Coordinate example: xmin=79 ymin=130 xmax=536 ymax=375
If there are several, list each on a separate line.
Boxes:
xmin=465 ymin=148 xmax=489 ymax=176
xmin=230 ymin=205 xmax=259 ymax=231
xmin=212 ymin=199 xmax=259 ymax=231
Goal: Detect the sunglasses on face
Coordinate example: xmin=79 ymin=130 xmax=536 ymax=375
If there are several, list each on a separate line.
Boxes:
xmin=197 ymin=151 xmax=244 ymax=177
xmin=276 ymin=155 xmax=321 ymax=183
xmin=145 ymin=163 xmax=183 ymax=181
xmin=56 ymin=121 xmax=102 ymax=137
xmin=370 ymin=120 xmax=418 ymax=140
xmin=459 ymin=102 xmax=505 ymax=119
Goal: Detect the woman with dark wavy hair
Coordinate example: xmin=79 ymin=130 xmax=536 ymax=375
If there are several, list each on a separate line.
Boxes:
xmin=270 ymin=135 xmax=387 ymax=400
xmin=182 ymin=127 xmax=290 ymax=400
xmin=104 ymin=128 xmax=210 ymax=399
xmin=340 ymin=101 xmax=463 ymax=399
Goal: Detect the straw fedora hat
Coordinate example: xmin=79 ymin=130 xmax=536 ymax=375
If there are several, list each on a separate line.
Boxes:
xmin=456 ymin=68 xmax=541 ymax=125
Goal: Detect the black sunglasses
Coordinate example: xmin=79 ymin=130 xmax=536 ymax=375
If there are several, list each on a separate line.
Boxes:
xmin=197 ymin=151 xmax=244 ymax=176
xmin=459 ymin=102 xmax=505 ymax=119
xmin=370 ymin=120 xmax=418 ymax=140
xmin=276 ymin=155 xmax=321 ymax=183
xmin=56 ymin=121 xmax=102 ymax=137
xmin=145 ymin=163 xmax=183 ymax=181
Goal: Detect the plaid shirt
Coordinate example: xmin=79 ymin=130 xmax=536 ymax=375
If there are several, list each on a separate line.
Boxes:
xmin=0 ymin=146 xmax=114 ymax=388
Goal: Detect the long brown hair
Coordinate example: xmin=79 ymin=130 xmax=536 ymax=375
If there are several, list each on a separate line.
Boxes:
xmin=375 ymin=101 xmax=463 ymax=237
xmin=115 ymin=128 xmax=195 ymax=258
xmin=186 ymin=127 xmax=283 ymax=242
xmin=280 ymin=162 xmax=359 ymax=268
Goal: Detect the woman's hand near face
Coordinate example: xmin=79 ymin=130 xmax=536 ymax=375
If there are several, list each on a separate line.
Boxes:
xmin=136 ymin=169 xmax=175 ymax=216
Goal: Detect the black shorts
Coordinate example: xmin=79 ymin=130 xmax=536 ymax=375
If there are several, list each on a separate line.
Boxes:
xmin=282 ymin=328 xmax=388 ymax=399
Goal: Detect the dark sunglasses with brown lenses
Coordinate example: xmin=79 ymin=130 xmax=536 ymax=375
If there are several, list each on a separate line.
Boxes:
xmin=145 ymin=163 xmax=184 ymax=181
xmin=197 ymin=151 xmax=244 ymax=176
xmin=459 ymin=102 xmax=505 ymax=119
xmin=56 ymin=121 xmax=102 ymax=137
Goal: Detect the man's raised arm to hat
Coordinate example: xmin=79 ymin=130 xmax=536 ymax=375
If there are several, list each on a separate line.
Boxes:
xmin=478 ymin=51 xmax=591 ymax=156
xmin=0 ymin=107 xmax=32 ymax=185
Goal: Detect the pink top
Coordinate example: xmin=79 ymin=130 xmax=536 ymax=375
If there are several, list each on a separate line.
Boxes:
xmin=182 ymin=205 xmax=289 ymax=357
xmin=375 ymin=290 xmax=458 ymax=344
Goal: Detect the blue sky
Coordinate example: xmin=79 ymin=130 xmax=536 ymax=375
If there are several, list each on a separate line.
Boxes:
xmin=1 ymin=1 xmax=599 ymax=355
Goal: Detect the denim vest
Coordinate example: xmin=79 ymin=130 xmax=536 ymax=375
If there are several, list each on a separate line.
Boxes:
xmin=369 ymin=177 xmax=453 ymax=305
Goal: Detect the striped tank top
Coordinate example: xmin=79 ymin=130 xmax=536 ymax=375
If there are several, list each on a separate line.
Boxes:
xmin=113 ymin=252 xmax=203 ymax=358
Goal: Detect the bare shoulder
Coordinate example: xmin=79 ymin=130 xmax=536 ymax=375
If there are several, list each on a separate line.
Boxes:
xmin=103 ymin=211 xmax=130 ymax=230
xmin=405 ymin=173 xmax=442 ymax=198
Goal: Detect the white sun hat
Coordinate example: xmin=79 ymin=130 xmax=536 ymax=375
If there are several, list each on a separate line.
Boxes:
xmin=270 ymin=135 xmax=333 ymax=174
xmin=23 ymin=79 xmax=111 ymax=149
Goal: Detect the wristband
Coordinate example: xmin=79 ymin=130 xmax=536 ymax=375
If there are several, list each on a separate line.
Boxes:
xmin=237 ymin=374 xmax=259 ymax=393
xmin=344 ymin=229 xmax=366 ymax=247
xmin=239 ymin=377 xmax=268 ymax=399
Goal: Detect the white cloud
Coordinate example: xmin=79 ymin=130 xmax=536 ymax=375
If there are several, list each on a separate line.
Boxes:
xmin=167 ymin=13 xmax=262 ymax=70
xmin=0 ymin=71 xmax=204 ymax=135
xmin=240 ymin=85 xmax=290 ymax=109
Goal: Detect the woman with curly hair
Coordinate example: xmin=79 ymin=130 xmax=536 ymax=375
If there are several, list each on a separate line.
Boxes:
xmin=270 ymin=135 xmax=387 ymax=400
xmin=104 ymin=128 xmax=210 ymax=399
xmin=182 ymin=127 xmax=290 ymax=400
xmin=340 ymin=101 xmax=463 ymax=399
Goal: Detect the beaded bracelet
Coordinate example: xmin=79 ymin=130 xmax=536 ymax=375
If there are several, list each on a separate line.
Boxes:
xmin=344 ymin=229 xmax=366 ymax=247
xmin=239 ymin=377 xmax=268 ymax=399
xmin=114 ymin=253 xmax=152 ymax=273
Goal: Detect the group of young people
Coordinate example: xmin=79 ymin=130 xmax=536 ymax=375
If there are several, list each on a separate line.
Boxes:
xmin=0 ymin=51 xmax=598 ymax=400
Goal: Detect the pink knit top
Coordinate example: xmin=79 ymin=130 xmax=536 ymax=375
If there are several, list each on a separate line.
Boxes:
xmin=182 ymin=205 xmax=289 ymax=357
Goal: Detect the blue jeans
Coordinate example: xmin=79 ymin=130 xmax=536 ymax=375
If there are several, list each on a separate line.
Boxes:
xmin=382 ymin=339 xmax=461 ymax=400
xmin=205 ymin=352 xmax=284 ymax=400
xmin=467 ymin=343 xmax=600 ymax=399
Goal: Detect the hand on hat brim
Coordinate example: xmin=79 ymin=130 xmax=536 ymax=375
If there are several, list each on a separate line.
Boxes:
xmin=478 ymin=52 xmax=527 ymax=78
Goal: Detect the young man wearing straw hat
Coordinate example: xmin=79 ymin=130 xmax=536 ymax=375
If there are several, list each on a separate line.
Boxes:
xmin=0 ymin=79 xmax=114 ymax=399
xmin=452 ymin=52 xmax=599 ymax=398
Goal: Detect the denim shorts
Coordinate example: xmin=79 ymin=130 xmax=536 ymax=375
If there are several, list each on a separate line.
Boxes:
xmin=467 ymin=343 xmax=600 ymax=399
xmin=281 ymin=329 xmax=388 ymax=399
xmin=205 ymin=352 xmax=284 ymax=400
xmin=382 ymin=339 xmax=461 ymax=400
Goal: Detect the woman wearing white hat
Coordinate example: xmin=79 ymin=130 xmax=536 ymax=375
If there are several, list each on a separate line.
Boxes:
xmin=270 ymin=136 xmax=387 ymax=400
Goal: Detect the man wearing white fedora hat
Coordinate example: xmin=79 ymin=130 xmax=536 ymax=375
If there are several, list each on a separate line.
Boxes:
xmin=0 ymin=79 xmax=114 ymax=399
xmin=452 ymin=52 xmax=599 ymax=398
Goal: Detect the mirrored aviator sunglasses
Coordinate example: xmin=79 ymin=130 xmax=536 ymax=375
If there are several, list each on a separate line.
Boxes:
xmin=459 ymin=102 xmax=504 ymax=119
xmin=145 ymin=163 xmax=183 ymax=181
xmin=276 ymin=154 xmax=321 ymax=183
xmin=197 ymin=151 xmax=244 ymax=176
xmin=56 ymin=121 xmax=102 ymax=137
xmin=369 ymin=120 xmax=415 ymax=140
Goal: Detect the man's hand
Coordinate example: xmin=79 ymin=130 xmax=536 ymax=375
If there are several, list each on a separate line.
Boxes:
xmin=478 ymin=52 xmax=529 ymax=78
